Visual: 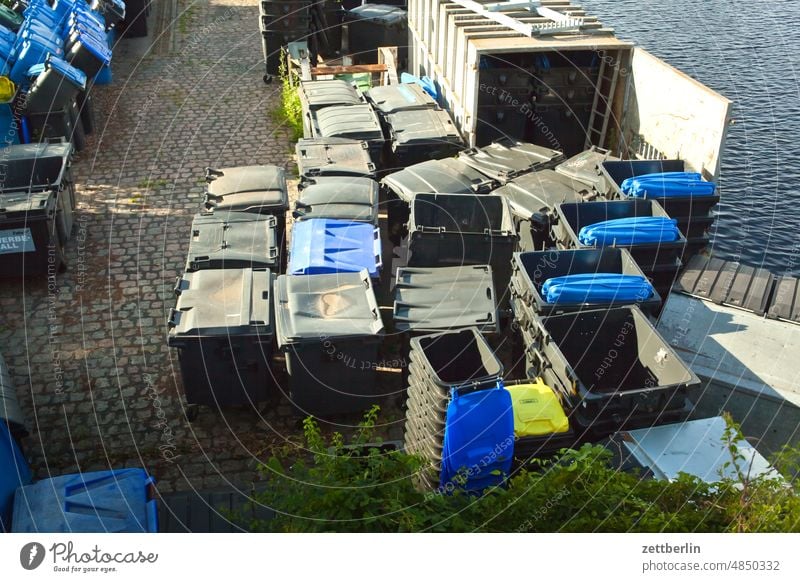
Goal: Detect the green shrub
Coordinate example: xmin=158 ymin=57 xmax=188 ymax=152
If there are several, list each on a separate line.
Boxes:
xmin=270 ymin=56 xmax=303 ymax=141
xmin=245 ymin=408 xmax=800 ymax=532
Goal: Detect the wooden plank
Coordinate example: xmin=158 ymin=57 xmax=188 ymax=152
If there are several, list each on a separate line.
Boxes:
xmin=310 ymin=64 xmax=389 ymax=75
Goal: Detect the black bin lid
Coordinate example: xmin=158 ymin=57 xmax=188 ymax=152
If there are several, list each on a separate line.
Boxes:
xmin=167 ymin=268 xmax=274 ymax=340
xmin=0 ymin=143 xmax=72 ymax=194
xmin=459 ymin=137 xmax=564 ymax=183
xmin=295 ymin=177 xmax=379 ymax=224
xmin=386 ymin=108 xmax=463 ymax=147
xmin=493 ymin=169 xmax=592 ymax=224
xmin=366 ymin=83 xmax=438 ymax=115
xmin=274 ymin=270 xmax=384 ymax=346
xmin=204 ymin=165 xmax=289 ymax=213
xmin=312 ymin=104 xmax=385 ymax=143
xmin=296 ymin=138 xmax=376 ymax=179
xmin=299 ymin=79 xmax=362 ymax=111
xmin=186 ymin=212 xmax=279 ymax=272
xmin=555 ymin=147 xmax=619 ymax=188
xmin=381 ymin=158 xmax=495 ymax=203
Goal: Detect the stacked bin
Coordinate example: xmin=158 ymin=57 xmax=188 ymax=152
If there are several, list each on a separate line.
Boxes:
xmin=458 ymin=137 xmax=564 ymax=184
xmin=293 ymin=176 xmax=379 ymax=225
xmin=299 ymin=79 xmax=363 ymax=138
xmin=343 ymin=3 xmax=408 ymax=69
xmin=403 ymin=328 xmax=504 ymax=489
xmin=273 ymin=270 xmax=384 ymax=416
xmin=309 ymin=103 xmax=385 ymax=165
xmin=259 ymin=1 xmax=312 ymax=80
xmin=598 ymin=159 xmax=719 ymax=264
xmin=526 ymin=306 xmax=698 ymax=437
xmin=295 ymin=137 xmax=376 ymax=181
xmin=404 ymin=193 xmax=517 ymax=307
xmin=184 ymin=212 xmax=280 ymax=272
xmin=288 ymin=218 xmax=382 ymax=277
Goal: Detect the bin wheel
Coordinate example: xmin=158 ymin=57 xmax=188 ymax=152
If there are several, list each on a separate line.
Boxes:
xmin=185 ymin=405 xmax=200 ymax=422
xmin=263 ymin=74 xmax=273 ymax=84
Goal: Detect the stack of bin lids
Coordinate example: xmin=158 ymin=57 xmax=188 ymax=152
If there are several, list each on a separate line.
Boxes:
xmin=458 ymin=137 xmax=564 ymax=183
xmin=0 ymin=190 xmax=56 ymax=220
xmin=493 ymin=169 xmax=592 ymax=223
xmin=168 ymin=268 xmax=274 ymax=338
xmin=299 ymin=79 xmax=362 ymax=111
xmin=204 ymin=165 xmax=289 ymax=213
xmin=366 ymin=83 xmax=438 ymax=114
xmin=393 ymin=265 xmax=499 ymax=334
xmin=311 ymin=104 xmax=384 ymax=142
xmin=555 ymin=147 xmax=619 ymax=189
xmin=0 ymin=143 xmax=72 ymax=193
xmin=294 ymin=177 xmax=379 ymax=224
xmin=0 ymin=352 xmax=23 ymax=428
xmin=381 ymin=158 xmax=495 ymax=202
xmin=12 ymin=469 xmax=158 ymax=533
xmin=295 ymin=138 xmax=376 ymax=179
xmin=385 ymin=108 xmax=462 ymax=149
xmin=185 ymin=212 xmax=279 ymax=272
xmin=289 ymin=218 xmax=381 ymax=277
xmin=274 ymin=270 xmax=384 ymax=344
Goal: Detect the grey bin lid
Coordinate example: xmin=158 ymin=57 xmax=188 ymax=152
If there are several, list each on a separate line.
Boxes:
xmin=366 ymin=83 xmax=438 ymax=115
xmin=299 ymin=79 xmax=362 ymax=111
xmin=311 ymin=104 xmax=385 ymax=143
xmin=274 ymin=270 xmax=384 ymax=345
xmin=346 ymin=3 xmax=407 ymax=24
xmin=493 ymin=169 xmax=593 ymax=223
xmin=0 ymin=190 xmax=56 ymax=222
xmin=393 ymin=265 xmax=499 ymax=334
xmin=613 ymin=417 xmax=778 ymax=483
xmin=0 ymin=351 xmax=24 ymax=428
xmin=381 ymin=158 xmax=495 ymax=203
xmin=555 ymin=147 xmax=619 ymax=188
xmin=167 ymin=268 xmax=274 ymax=340
xmin=186 ymin=212 xmax=279 ymax=272
xmin=386 ymin=108 xmax=462 ymax=149
xmin=294 ymin=177 xmax=379 ymax=224
xmin=459 ymin=137 xmax=564 ymax=183
xmin=0 ymin=143 xmax=72 ymax=193
xmin=296 ymin=138 xmax=376 ymax=179
xmin=205 ymin=165 xmax=287 ymax=198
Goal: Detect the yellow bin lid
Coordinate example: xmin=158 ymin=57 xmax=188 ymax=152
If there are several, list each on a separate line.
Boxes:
xmin=506 ymin=379 xmax=570 ymax=437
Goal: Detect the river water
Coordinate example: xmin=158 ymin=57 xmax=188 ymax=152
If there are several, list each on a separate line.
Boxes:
xmin=582 ymin=0 xmax=800 ymax=274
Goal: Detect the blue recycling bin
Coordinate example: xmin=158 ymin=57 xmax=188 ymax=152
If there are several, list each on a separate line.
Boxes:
xmin=0 ymin=423 xmax=32 ymax=532
xmin=289 ymin=218 xmax=382 ymax=277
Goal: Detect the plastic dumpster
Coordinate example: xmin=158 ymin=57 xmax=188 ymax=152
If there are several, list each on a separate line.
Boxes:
xmin=510 ymin=248 xmax=661 ymax=319
xmin=0 ymin=190 xmax=64 ymax=277
xmin=393 ymin=265 xmax=499 ymax=335
xmin=289 ymin=218 xmax=381 ymax=277
xmin=1 ymin=422 xmax=31 ymax=532
xmin=204 ymin=165 xmax=289 ymax=253
xmin=0 ymin=4 xmax=23 ymax=31
xmin=185 ymin=212 xmax=279 ymax=272
xmin=167 ymin=268 xmax=277 ymax=407
xmin=405 ymin=193 xmax=517 ymax=304
xmin=553 ymin=199 xmax=686 ymax=271
xmin=366 ymin=83 xmax=438 ymax=115
xmin=0 ymin=143 xmax=75 ymax=245
xmin=554 ymin=146 xmax=619 ymax=190
xmin=458 ymin=137 xmax=564 ymax=184
xmin=310 ymin=103 xmax=385 ymax=163
xmin=293 ymin=176 xmax=379 ymax=225
xmin=24 ymin=55 xmax=87 ymax=114
xmin=384 ymin=107 xmax=463 ymax=167
xmin=528 ymin=306 xmax=698 ymax=433
xmin=343 ymin=4 xmax=407 ymax=68
xmin=26 ymin=103 xmax=86 ymax=152
xmin=12 ymin=468 xmax=158 ymax=532
xmin=295 ymin=137 xmax=376 ymax=181
xmin=274 ymin=270 xmax=385 ymax=416
xmin=63 ymin=28 xmax=111 ymax=78
xmin=493 ymin=169 xmax=594 ymax=252
xmin=299 ymin=79 xmax=362 ymax=112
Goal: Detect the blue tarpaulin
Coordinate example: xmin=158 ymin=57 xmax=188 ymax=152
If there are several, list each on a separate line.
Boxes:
xmin=578 ymin=217 xmax=681 ymax=246
xmin=542 ymin=273 xmax=654 ymax=304
xmin=621 ymin=172 xmax=717 ymax=199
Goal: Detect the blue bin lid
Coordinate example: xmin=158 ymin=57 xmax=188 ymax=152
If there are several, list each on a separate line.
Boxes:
xmin=1 ymin=424 xmax=32 ymax=532
xmin=27 ymin=55 xmax=88 ymax=89
xmin=12 ymin=468 xmax=158 ymax=533
xmin=289 ymin=218 xmax=382 ymax=277
xmin=440 ymin=385 xmax=514 ymax=491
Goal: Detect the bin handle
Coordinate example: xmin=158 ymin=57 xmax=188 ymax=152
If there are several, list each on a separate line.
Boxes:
xmin=167 ymin=308 xmax=179 ymax=328
xmin=373 ymin=228 xmax=382 ymax=270
xmin=204 ymin=167 xmax=223 ymax=181
xmin=173 ymin=276 xmax=183 ymax=296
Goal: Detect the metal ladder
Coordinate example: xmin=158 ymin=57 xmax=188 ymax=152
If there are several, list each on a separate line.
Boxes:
xmin=584 ymin=56 xmax=621 ymax=150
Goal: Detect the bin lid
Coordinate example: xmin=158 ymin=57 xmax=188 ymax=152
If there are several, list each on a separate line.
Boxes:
xmin=393 ymin=265 xmax=499 ymax=334
xmin=386 ymin=108 xmax=462 ymax=148
xmin=409 ymin=192 xmax=515 ymax=236
xmin=555 ymin=147 xmax=619 ymax=188
xmin=206 ymin=165 xmax=287 ymax=198
xmin=0 ymin=352 xmax=24 ymax=428
xmin=274 ymin=270 xmax=384 ymax=345
xmin=28 ymin=55 xmax=87 ymax=89
xmin=186 ymin=212 xmax=279 ymax=272
xmin=12 ymin=468 xmax=156 ymax=533
xmin=381 ymin=158 xmax=495 ymax=203
xmin=493 ymin=169 xmax=591 ymax=223
xmin=0 ymin=191 xmax=56 ymax=221
xmin=614 ymin=417 xmax=778 ymax=483
xmin=295 ymin=177 xmax=379 ymax=224
xmin=312 ymin=104 xmax=384 ymax=143
xmin=289 ymin=218 xmax=381 ymax=277
xmin=299 ymin=79 xmax=362 ymax=111
xmin=168 ymin=268 xmax=274 ymax=339
xmin=505 ymin=379 xmax=570 ymax=437
xmin=0 ymin=142 xmax=72 ymax=163
xmin=296 ymin=138 xmax=376 ymax=179
xmin=346 ymin=3 xmax=407 ymax=24
xmin=459 ymin=138 xmax=564 ymax=183
xmin=1 ymin=423 xmax=32 ymax=532
xmin=366 ymin=83 xmax=438 ymax=114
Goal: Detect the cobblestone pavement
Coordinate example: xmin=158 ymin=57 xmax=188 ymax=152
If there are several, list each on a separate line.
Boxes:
xmin=0 ymin=0 xmax=405 ymax=494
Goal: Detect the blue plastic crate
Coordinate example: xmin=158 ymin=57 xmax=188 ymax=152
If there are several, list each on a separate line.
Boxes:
xmin=12 ymin=468 xmax=158 ymax=533
xmin=1 ymin=424 xmax=32 ymax=532
xmin=289 ymin=218 xmax=382 ymax=277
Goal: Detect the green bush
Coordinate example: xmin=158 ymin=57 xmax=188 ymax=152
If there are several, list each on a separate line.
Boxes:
xmin=270 ymin=57 xmax=304 ymax=141
xmin=245 ymin=408 xmax=800 ymax=532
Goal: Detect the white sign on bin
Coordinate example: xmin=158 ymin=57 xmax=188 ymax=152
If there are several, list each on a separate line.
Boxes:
xmin=0 ymin=228 xmax=35 ymax=254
